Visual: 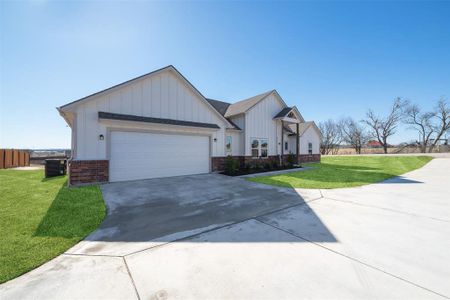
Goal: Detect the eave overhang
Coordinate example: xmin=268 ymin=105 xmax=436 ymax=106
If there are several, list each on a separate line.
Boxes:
xmin=98 ymin=111 xmax=221 ymax=129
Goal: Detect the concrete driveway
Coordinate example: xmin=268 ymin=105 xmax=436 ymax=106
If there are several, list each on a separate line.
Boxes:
xmin=1 ymin=158 xmax=450 ymax=299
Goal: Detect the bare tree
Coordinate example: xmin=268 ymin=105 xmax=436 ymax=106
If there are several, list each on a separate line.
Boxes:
xmin=341 ymin=118 xmax=369 ymax=154
xmin=428 ymin=98 xmax=450 ymax=152
xmin=403 ymin=104 xmax=435 ymax=153
xmin=319 ymin=119 xmax=343 ymax=155
xmin=362 ymin=97 xmax=407 ymax=154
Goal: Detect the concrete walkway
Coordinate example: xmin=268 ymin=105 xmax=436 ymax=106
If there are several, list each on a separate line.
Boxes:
xmin=1 ymin=158 xmax=449 ymax=299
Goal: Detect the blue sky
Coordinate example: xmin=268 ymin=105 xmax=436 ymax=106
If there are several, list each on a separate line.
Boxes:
xmin=1 ymin=1 xmax=449 ymax=149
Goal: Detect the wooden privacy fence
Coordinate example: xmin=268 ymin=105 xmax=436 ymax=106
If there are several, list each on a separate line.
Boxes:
xmin=0 ymin=149 xmax=30 ymax=169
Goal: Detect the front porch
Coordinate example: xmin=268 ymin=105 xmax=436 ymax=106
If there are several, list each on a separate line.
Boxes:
xmin=274 ymin=106 xmax=303 ymax=165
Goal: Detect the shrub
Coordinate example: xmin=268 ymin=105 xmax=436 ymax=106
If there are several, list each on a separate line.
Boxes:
xmin=252 ymin=162 xmax=263 ymax=170
xmin=224 ymin=155 xmax=239 ymax=175
xmin=271 ymin=160 xmax=279 ymax=169
xmin=287 ymin=153 xmax=296 ymax=167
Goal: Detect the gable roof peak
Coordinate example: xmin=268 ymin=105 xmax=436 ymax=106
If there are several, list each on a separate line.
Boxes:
xmin=59 ymin=65 xmax=175 ymax=110
xmin=224 ymin=90 xmax=278 ymax=117
xmin=58 ymin=65 xmax=235 ymax=129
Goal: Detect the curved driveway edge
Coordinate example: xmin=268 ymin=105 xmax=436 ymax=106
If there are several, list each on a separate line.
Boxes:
xmin=1 ymin=157 xmax=449 ymax=299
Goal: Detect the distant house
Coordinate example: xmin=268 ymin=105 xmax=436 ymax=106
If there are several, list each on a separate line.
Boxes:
xmin=367 ymin=140 xmax=383 ymax=148
xmin=58 ymin=65 xmax=321 ymax=185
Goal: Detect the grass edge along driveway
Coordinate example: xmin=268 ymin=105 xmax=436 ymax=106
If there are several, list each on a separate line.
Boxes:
xmin=0 ymin=169 xmax=105 ymax=283
xmin=248 ymin=156 xmax=433 ymax=189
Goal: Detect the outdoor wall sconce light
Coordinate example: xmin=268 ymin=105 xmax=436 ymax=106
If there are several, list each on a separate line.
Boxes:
xmin=99 ymin=134 xmax=104 ymax=141
xmin=213 ymin=138 xmax=217 ymax=142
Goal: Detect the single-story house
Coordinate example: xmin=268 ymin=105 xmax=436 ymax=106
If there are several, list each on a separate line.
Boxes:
xmin=367 ymin=140 xmax=383 ymax=148
xmin=58 ymin=65 xmax=322 ymax=185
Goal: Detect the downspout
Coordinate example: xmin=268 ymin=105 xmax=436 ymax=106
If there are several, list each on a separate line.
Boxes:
xmin=276 ymin=121 xmax=280 ymax=165
xmin=57 ymin=108 xmax=74 ymax=187
xmin=281 ymin=120 xmax=284 ymax=165
xmin=296 ymin=122 xmax=300 ymax=164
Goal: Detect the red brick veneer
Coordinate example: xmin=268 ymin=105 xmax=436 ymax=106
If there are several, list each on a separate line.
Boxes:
xmin=69 ymin=160 xmax=109 ymax=185
xmin=299 ymin=154 xmax=321 ymax=163
xmin=211 ymin=156 xmax=246 ymax=172
xmin=244 ymin=156 xmax=280 ymax=167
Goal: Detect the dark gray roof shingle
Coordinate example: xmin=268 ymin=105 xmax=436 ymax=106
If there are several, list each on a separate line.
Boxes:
xmin=206 ymin=98 xmax=241 ymax=130
xmin=273 ymin=107 xmax=293 ymax=119
xmin=206 ymin=98 xmax=231 ymax=116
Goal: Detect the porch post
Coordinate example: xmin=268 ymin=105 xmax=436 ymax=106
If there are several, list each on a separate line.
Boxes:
xmin=296 ymin=122 xmax=300 ymax=164
xmin=281 ymin=120 xmax=284 ymax=165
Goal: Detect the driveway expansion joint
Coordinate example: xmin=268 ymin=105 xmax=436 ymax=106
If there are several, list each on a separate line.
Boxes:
xmin=323 ymin=196 xmax=450 ymax=223
xmin=63 ymin=253 xmax=124 ymax=258
xmin=255 ymin=218 xmax=449 ymax=299
xmin=123 ymin=257 xmax=141 ymax=300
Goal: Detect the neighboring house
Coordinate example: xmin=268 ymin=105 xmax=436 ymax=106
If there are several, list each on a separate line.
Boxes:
xmin=367 ymin=140 xmax=383 ymax=148
xmin=58 ymin=65 xmax=321 ymax=185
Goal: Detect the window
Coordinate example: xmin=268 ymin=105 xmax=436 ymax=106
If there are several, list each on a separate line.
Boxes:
xmin=225 ymin=136 xmax=232 ymax=153
xmin=261 ymin=139 xmax=268 ymax=158
xmin=284 ymin=141 xmax=288 ymax=151
xmin=251 ymin=139 xmax=259 ymax=158
xmin=251 ymin=138 xmax=268 ymax=158
xmin=308 ymin=142 xmax=313 ymax=155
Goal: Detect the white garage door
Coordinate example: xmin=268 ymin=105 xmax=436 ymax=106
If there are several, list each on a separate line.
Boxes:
xmin=110 ymin=131 xmax=210 ymax=182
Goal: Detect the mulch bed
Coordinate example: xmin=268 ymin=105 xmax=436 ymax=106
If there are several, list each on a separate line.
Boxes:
xmin=221 ymin=165 xmax=302 ymax=176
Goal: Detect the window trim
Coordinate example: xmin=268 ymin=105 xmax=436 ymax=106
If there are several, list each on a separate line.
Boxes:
xmin=251 ymin=137 xmax=269 ymax=159
xmin=251 ymin=138 xmax=259 ymax=158
xmin=260 ymin=139 xmax=268 ymax=158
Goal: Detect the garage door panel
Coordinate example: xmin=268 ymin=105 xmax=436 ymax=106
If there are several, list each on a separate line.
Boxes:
xmin=110 ymin=131 xmax=210 ymax=182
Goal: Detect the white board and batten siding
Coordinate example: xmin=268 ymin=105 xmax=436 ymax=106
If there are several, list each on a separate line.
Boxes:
xmin=229 ymin=114 xmax=245 ymax=130
xmin=227 ymin=114 xmax=245 ymax=156
xmin=300 ymin=126 xmax=321 ymax=154
xmin=287 ymin=126 xmax=321 ymax=155
xmin=73 ymin=69 xmax=227 ymax=160
xmin=225 ymin=131 xmax=244 ymax=156
xmin=244 ymin=93 xmax=284 ymax=156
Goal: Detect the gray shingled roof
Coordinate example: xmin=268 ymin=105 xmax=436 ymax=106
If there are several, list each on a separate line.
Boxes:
xmin=205 ymin=98 xmax=231 ymax=116
xmin=224 ymin=90 xmax=274 ymax=117
xmin=205 ymin=98 xmax=241 ymax=130
xmin=98 ymin=111 xmax=220 ymax=129
xmin=273 ymin=107 xmax=293 ymax=119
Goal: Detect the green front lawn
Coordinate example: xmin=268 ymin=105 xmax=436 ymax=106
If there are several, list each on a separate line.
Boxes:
xmin=0 ymin=169 xmax=105 ymax=283
xmin=248 ymin=156 xmax=433 ymax=189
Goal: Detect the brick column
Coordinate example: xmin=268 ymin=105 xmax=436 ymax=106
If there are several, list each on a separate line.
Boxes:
xmin=69 ymin=160 xmax=109 ymax=185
